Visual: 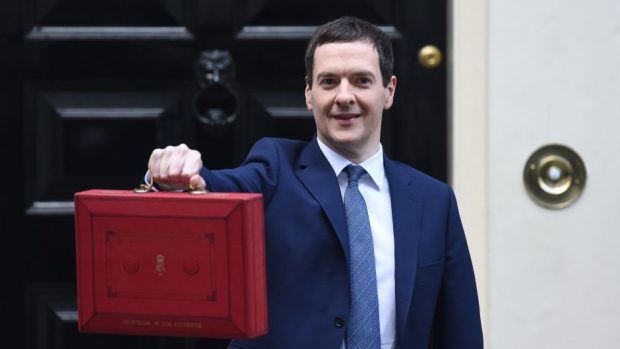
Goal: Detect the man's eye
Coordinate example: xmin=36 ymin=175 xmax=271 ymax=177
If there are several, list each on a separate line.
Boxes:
xmin=357 ymin=77 xmax=372 ymax=85
xmin=319 ymin=78 xmax=336 ymax=86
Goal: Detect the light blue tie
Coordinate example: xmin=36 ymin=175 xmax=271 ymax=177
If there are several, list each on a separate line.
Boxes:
xmin=344 ymin=165 xmax=381 ymax=349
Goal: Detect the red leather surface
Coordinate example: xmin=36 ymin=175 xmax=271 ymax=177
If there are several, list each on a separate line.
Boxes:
xmin=74 ymin=190 xmax=267 ymax=338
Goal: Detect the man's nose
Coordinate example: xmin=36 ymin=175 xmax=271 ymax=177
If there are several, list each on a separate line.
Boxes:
xmin=335 ymin=81 xmax=355 ymax=105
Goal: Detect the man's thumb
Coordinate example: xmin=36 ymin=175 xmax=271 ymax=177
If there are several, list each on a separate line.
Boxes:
xmin=189 ymin=174 xmax=206 ymax=191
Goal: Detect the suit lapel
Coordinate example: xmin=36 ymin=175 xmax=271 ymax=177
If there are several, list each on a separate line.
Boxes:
xmin=385 ymin=158 xmax=422 ymax=341
xmin=295 ymin=138 xmax=350 ymax=261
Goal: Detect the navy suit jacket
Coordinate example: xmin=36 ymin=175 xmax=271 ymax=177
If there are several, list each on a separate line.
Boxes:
xmin=199 ymin=137 xmax=482 ymax=349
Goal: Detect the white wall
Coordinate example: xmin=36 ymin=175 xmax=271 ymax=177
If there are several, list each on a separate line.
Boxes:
xmin=452 ymin=0 xmax=620 ymax=347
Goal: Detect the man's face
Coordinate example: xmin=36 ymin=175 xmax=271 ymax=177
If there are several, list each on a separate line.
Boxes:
xmin=305 ymin=40 xmax=396 ymax=162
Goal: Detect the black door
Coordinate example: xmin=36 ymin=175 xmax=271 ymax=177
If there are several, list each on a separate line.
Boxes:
xmin=0 ymin=1 xmax=447 ymax=348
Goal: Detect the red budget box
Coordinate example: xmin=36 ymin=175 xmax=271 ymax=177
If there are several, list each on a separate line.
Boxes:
xmin=74 ymin=189 xmax=267 ymax=338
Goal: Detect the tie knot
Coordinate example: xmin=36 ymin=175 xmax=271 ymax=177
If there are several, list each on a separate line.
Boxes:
xmin=346 ymin=165 xmax=366 ymax=184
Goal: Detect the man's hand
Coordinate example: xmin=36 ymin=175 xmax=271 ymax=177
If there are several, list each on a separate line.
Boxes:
xmin=148 ymin=144 xmax=206 ymax=191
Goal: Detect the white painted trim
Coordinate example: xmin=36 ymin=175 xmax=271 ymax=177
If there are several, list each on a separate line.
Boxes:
xmin=448 ymin=0 xmax=489 ymax=343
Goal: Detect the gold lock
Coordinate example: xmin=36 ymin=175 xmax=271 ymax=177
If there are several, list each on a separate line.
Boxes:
xmin=523 ymin=144 xmax=586 ymax=209
xmin=418 ymin=45 xmax=443 ymax=69
xmin=133 ymin=176 xmax=155 ymax=193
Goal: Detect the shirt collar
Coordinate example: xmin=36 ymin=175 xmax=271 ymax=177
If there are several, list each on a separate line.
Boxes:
xmin=316 ymin=137 xmax=385 ymax=190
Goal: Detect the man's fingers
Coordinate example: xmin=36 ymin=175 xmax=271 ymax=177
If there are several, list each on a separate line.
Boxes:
xmin=147 ymin=144 xmax=203 ymax=191
xmin=148 ymin=148 xmax=164 ymax=179
xmin=167 ymin=145 xmax=189 ymax=182
xmin=181 ymin=149 xmax=203 ymax=177
xmin=158 ymin=145 xmax=178 ymax=181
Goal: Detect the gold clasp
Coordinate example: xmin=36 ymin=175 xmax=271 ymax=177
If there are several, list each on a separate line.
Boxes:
xmin=134 ymin=176 xmax=155 ymax=193
xmin=186 ymin=183 xmax=208 ymax=195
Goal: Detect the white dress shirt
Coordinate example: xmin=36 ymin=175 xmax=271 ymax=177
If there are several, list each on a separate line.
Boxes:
xmin=317 ymin=139 xmax=396 ymax=349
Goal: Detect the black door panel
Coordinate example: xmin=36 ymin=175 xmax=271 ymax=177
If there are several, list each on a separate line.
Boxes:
xmin=0 ymin=1 xmax=446 ymax=347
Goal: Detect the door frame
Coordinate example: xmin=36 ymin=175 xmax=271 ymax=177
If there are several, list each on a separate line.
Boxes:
xmin=449 ymin=0 xmax=489 ymax=341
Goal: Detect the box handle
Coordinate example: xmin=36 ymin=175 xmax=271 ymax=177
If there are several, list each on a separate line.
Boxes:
xmin=133 ymin=176 xmax=209 ymax=194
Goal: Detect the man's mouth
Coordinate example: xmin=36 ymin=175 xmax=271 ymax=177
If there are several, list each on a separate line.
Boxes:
xmin=331 ymin=113 xmax=361 ymax=120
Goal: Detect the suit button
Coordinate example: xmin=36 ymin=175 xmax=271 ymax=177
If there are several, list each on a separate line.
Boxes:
xmin=334 ymin=317 xmax=345 ymax=328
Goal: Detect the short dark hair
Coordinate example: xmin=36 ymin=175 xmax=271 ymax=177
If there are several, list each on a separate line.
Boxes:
xmin=304 ymin=16 xmax=394 ymax=87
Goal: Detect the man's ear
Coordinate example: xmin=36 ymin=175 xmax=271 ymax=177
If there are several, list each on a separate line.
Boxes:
xmin=305 ymin=81 xmax=312 ymax=111
xmin=384 ymin=75 xmax=397 ymax=110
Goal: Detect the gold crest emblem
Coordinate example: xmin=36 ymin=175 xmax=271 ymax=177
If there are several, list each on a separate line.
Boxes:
xmin=155 ymin=254 xmax=166 ymax=276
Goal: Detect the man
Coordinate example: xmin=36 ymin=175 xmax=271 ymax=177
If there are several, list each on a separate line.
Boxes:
xmin=148 ymin=16 xmax=482 ymax=349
